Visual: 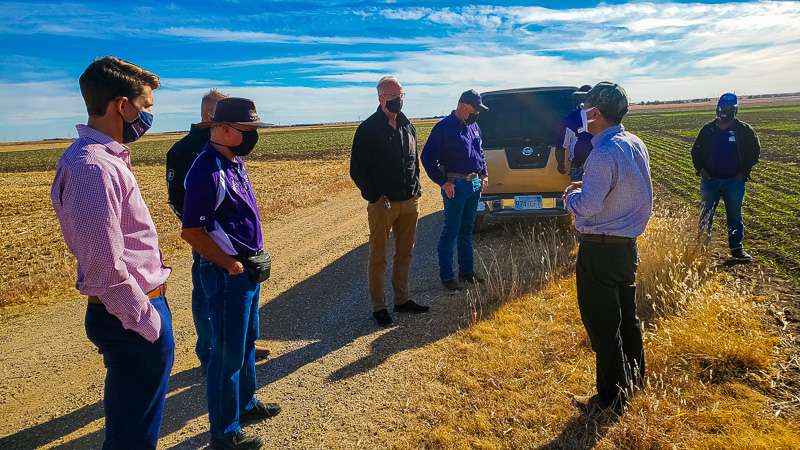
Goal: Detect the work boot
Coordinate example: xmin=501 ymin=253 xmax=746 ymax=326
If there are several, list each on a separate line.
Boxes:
xmin=373 ymin=309 xmax=393 ymax=326
xmin=731 ymin=248 xmax=753 ymax=262
xmin=394 ymin=300 xmax=430 ymax=313
xmin=210 ymin=431 xmax=264 ymax=450
xmin=442 ymin=279 xmax=464 ymax=291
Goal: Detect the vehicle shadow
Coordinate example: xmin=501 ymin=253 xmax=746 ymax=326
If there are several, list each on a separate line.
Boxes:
xmin=0 ymin=211 xmax=460 ymax=449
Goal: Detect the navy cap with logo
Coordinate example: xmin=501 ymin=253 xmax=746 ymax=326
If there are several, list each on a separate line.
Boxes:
xmin=458 ymin=89 xmax=489 ymax=112
xmin=197 ymin=97 xmax=269 ymax=128
xmin=584 ymin=81 xmax=629 ymax=122
xmin=717 ymin=92 xmax=738 ymax=119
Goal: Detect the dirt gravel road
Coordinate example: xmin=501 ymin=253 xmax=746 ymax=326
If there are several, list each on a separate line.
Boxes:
xmin=0 ymin=182 xmax=469 ymax=449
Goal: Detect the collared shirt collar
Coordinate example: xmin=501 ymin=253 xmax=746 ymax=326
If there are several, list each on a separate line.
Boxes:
xmin=76 ymin=124 xmax=130 ymax=156
xmin=448 ymin=110 xmax=467 ymax=129
xmin=590 ymin=124 xmax=624 ymax=148
xmin=376 ymin=106 xmax=410 ymax=127
xmin=204 ymin=142 xmax=242 ymax=168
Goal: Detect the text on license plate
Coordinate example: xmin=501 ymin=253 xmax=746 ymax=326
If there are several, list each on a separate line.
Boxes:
xmin=514 ymin=195 xmax=543 ymax=210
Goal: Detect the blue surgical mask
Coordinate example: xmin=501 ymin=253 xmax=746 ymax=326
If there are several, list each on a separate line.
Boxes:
xmin=121 ymin=110 xmax=153 ymax=144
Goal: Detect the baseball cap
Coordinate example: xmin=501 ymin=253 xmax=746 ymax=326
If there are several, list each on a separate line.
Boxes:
xmin=458 ymin=89 xmax=489 ymax=112
xmin=583 ymin=81 xmax=629 ymax=121
xmin=717 ymin=92 xmax=738 ymax=119
xmin=718 ymin=92 xmax=738 ymax=107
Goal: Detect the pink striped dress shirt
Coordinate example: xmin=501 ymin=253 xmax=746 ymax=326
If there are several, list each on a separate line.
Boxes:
xmin=51 ymin=125 xmax=171 ymax=343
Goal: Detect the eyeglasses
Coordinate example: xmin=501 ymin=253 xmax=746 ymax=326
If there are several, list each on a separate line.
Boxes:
xmin=382 ymin=92 xmax=405 ymax=100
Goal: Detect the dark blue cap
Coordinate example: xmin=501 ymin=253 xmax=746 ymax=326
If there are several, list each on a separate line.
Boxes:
xmin=459 ymin=89 xmax=489 ymax=112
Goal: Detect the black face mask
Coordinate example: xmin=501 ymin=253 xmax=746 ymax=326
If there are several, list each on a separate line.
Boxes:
xmin=231 ymin=130 xmax=259 ymax=156
xmin=465 ymin=112 xmax=479 ymax=125
xmin=215 ymin=129 xmax=259 ymax=157
xmin=385 ymin=96 xmax=403 ymax=114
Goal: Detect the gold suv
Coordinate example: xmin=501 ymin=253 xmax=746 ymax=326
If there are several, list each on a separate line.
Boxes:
xmin=475 ymin=86 xmax=578 ymax=229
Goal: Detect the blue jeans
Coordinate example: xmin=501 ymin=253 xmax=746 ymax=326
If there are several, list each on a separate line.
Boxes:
xmin=191 ymin=250 xmax=211 ymax=372
xmin=700 ymin=176 xmax=746 ymax=250
xmin=85 ymin=296 xmax=174 ymax=450
xmin=197 ymin=256 xmax=260 ymax=439
xmin=438 ymin=178 xmax=481 ymax=282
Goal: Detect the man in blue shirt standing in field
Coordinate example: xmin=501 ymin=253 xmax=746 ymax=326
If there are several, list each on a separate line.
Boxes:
xmin=564 ymin=82 xmax=653 ymax=414
xmin=422 ymin=89 xmax=489 ymax=291
xmin=691 ymin=93 xmax=760 ymax=262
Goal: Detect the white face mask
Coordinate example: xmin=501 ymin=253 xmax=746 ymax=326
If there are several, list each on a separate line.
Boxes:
xmin=579 ymin=107 xmax=597 ymax=133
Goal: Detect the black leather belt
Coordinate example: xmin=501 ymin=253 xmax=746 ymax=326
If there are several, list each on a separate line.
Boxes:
xmin=578 ymin=233 xmax=636 ymax=245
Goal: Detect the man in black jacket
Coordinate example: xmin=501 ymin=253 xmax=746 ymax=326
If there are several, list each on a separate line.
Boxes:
xmin=166 ymin=89 xmax=270 ymax=373
xmin=350 ymin=76 xmax=429 ymax=326
xmin=691 ymin=93 xmax=760 ymax=261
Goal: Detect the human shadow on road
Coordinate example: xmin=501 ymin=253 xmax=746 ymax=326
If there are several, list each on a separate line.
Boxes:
xmin=257 ymin=210 xmax=465 ymax=385
xmin=1 ymin=210 xmax=464 ymax=449
xmin=538 ymin=408 xmax=620 ymax=450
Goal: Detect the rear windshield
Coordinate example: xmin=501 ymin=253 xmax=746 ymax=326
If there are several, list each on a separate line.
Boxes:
xmin=478 ymin=89 xmax=576 ymax=148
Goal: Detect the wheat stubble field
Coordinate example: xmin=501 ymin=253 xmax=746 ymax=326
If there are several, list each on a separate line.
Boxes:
xmin=0 ymin=108 xmax=798 ymax=448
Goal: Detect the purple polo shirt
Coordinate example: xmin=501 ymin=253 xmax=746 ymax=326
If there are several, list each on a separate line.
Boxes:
xmin=182 ymin=143 xmax=263 ymax=255
xmin=421 ymin=111 xmax=487 ymax=186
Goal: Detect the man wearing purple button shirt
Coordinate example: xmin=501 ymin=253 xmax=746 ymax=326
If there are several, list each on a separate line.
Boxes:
xmin=51 ymin=56 xmax=173 ymax=450
xmin=181 ymin=97 xmax=281 ymax=450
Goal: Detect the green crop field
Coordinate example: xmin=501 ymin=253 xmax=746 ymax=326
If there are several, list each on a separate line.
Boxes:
xmin=626 ymin=105 xmax=800 ymax=281
xmin=0 ymin=107 xmax=796 ymax=311
xmin=0 ymin=120 xmax=438 ymax=173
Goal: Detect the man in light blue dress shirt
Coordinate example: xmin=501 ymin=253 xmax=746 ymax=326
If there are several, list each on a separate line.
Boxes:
xmin=564 ymin=82 xmax=653 ymax=413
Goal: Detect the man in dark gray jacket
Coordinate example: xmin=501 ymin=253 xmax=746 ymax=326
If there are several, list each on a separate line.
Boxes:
xmin=691 ymin=93 xmax=760 ymax=262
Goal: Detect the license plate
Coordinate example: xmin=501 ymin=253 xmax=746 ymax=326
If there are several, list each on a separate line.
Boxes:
xmin=514 ymin=195 xmax=542 ymax=210
xmin=476 ymin=202 xmax=486 ymax=212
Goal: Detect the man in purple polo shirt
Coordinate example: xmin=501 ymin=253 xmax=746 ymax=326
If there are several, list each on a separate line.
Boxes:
xmin=421 ymin=89 xmax=489 ymax=291
xmin=181 ymin=98 xmax=280 ymax=450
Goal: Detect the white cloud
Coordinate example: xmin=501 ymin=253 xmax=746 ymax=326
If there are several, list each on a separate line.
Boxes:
xmin=2 ymin=1 xmax=800 ymax=141
xmin=158 ymin=27 xmax=435 ymax=46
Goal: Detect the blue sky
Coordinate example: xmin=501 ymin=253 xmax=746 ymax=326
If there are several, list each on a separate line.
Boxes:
xmin=0 ymin=0 xmax=798 ymax=142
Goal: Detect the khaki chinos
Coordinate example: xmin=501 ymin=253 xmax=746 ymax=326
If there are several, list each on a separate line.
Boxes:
xmin=367 ymin=196 xmax=419 ymax=311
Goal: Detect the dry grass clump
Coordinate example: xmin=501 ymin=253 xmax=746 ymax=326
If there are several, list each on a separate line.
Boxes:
xmin=0 ymin=159 xmax=352 ymax=314
xmin=467 ymin=220 xmax=575 ymax=322
xmin=398 ymin=210 xmax=799 ymax=449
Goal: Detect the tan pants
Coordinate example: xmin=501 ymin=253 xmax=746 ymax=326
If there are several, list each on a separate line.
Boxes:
xmin=367 ymin=196 xmax=419 ymax=311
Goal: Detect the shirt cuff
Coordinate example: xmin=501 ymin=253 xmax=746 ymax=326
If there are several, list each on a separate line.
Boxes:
xmin=565 ymin=190 xmax=579 ymax=213
xmin=133 ymin=304 xmax=162 ymax=343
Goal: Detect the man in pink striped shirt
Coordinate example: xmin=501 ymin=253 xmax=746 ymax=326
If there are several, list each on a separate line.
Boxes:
xmin=51 ymin=56 xmax=173 ymax=450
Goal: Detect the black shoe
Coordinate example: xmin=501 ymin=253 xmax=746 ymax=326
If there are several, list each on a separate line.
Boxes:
xmin=731 ymin=248 xmax=753 ymax=262
xmin=394 ymin=300 xmax=430 ymax=313
xmin=210 ymin=431 xmax=264 ymax=450
xmin=442 ymin=279 xmax=464 ymax=291
xmin=240 ymin=400 xmax=281 ymax=424
xmin=373 ymin=309 xmax=393 ymax=326
xmin=459 ymin=273 xmax=485 ymax=284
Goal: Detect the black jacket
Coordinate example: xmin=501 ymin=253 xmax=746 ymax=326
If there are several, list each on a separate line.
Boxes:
xmin=350 ymin=108 xmax=421 ymax=203
xmin=691 ymin=118 xmax=760 ymax=180
xmin=166 ymin=125 xmax=210 ymax=218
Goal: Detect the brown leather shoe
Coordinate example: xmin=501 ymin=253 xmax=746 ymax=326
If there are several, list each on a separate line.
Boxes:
xmin=254 ymin=342 xmax=271 ymax=359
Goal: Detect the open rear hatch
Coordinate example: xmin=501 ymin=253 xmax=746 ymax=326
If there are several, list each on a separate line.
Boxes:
xmin=478 ymin=87 xmax=576 ymax=194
